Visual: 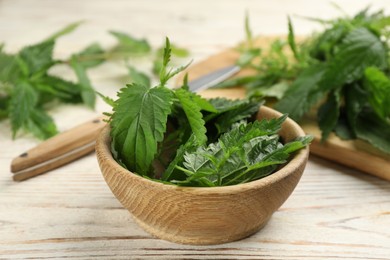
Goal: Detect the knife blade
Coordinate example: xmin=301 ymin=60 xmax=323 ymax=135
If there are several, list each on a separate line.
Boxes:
xmin=188 ymin=65 xmax=240 ymax=92
xmin=10 ymin=64 xmax=240 ymax=181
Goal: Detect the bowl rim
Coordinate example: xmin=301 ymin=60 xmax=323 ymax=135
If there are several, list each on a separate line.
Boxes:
xmin=96 ymin=105 xmax=309 ymax=194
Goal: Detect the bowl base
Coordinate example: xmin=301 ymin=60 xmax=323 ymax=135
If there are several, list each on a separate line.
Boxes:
xmin=131 ymin=212 xmax=271 ymax=245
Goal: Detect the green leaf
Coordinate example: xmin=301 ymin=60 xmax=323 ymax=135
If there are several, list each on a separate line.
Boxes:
xmin=287 ymin=16 xmax=300 ymax=61
xmin=275 ymin=64 xmax=326 ymax=121
xmin=236 ymin=48 xmax=261 ymax=67
xmin=162 ymin=134 xmax=197 ymax=181
xmin=109 ymin=31 xmax=151 ymax=55
xmin=45 ymin=21 xmax=84 ymax=42
xmin=283 ymin=135 xmax=313 ymax=153
xmin=245 ymin=11 xmax=253 ymax=48
xmin=370 ymin=15 xmax=390 ymax=32
xmin=156 ymin=43 xmax=190 ymax=58
xmin=330 ymin=2 xmax=349 ymax=16
xmin=96 ymin=91 xmax=115 ymax=107
xmin=152 ymin=59 xmax=163 ymax=77
xmin=158 ymin=38 xmax=192 ymax=87
xmin=9 ymin=81 xmax=38 ymax=138
xmin=110 ymin=84 xmax=173 ymax=175
xmin=344 ymin=83 xmax=366 ymax=134
xmin=252 ymin=113 xmax=288 ymax=136
xmin=25 ymin=109 xmax=58 ymax=139
xmin=214 ymin=100 xmax=260 ymax=135
xmin=182 ymin=73 xmax=189 ymax=90
xmin=0 ymin=93 xmax=10 ymax=120
xmin=36 ymin=75 xmax=83 ymax=103
xmin=127 ymin=65 xmax=151 ymax=87
xmin=207 ymin=97 xmax=249 ymax=113
xmin=17 ymin=40 xmax=55 ymax=77
xmin=0 ymin=51 xmax=20 ymax=83
xmin=355 ymin=109 xmax=390 ymax=154
xmin=319 ymin=27 xmax=387 ymax=91
xmin=174 ymin=118 xmax=311 ymax=186
xmin=174 ymin=88 xmax=207 ymax=145
xmin=185 ymin=91 xmax=217 ymax=113
xmin=73 ymin=43 xmax=105 ymax=68
xmin=251 ymin=81 xmax=289 ymax=100
xmin=309 ymin=23 xmax=349 ymax=61
xmin=318 ymin=90 xmax=341 ymax=140
xmin=70 ymin=56 xmax=95 ymax=108
xmin=363 ymin=67 xmax=390 ymax=119
xmin=170 ymin=44 xmax=190 ymax=57
xmin=334 ymin=114 xmax=355 ymax=140
xmin=153 ymin=42 xmax=190 ymax=77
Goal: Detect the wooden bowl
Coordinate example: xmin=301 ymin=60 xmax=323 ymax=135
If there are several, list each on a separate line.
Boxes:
xmin=96 ymin=106 xmax=309 ymax=245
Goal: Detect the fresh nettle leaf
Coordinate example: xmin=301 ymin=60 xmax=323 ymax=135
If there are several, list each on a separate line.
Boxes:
xmin=73 ymin=43 xmax=106 ymax=68
xmin=363 ymin=67 xmax=390 ymax=119
xmin=344 ymin=83 xmax=367 ymax=135
xmin=237 ymin=48 xmax=261 ymax=68
xmin=275 ymin=64 xmax=326 ymax=121
xmin=236 ymin=12 xmax=262 ymax=68
xmin=127 ymin=65 xmax=151 ymax=87
xmin=0 ymin=22 xmax=97 ymax=139
xmin=161 ymin=134 xmax=198 ymax=181
xmin=9 ymin=81 xmax=38 ymax=137
xmin=159 ymin=38 xmax=192 ymax=87
xmin=174 ymin=88 xmax=207 ymax=145
xmin=110 ymin=84 xmax=173 ymax=176
xmin=308 ymin=23 xmax=350 ymax=61
xmin=207 ymin=97 xmax=249 ymax=113
xmin=225 ymin=7 xmax=390 ymax=154
xmin=9 ymin=81 xmax=57 ymax=139
xmin=245 ymin=11 xmax=254 ymax=49
xmin=70 ymin=56 xmax=96 ymax=108
xmin=170 ymin=120 xmax=311 ymax=187
xmin=187 ymin=92 xmax=218 ymax=113
xmin=155 ymin=43 xmax=190 ymax=58
xmin=318 ymin=27 xmax=387 ymax=92
xmin=1 ymin=23 xmax=189 ymax=140
xmin=25 ymin=109 xmax=58 ymax=140
xmin=203 ymin=98 xmax=262 ymax=142
xmin=17 ymin=40 xmax=55 ymax=78
xmin=153 ymin=43 xmax=190 ymax=77
xmin=0 ymin=51 xmax=20 ymax=83
xmin=35 ymin=75 xmax=83 ymax=103
xmin=251 ymin=81 xmax=289 ymax=100
xmin=109 ymin=31 xmax=151 ymax=55
xmin=287 ymin=16 xmax=300 ymax=62
xmin=355 ymin=109 xmax=390 ymax=154
xmin=213 ymin=99 xmax=261 ymax=135
xmin=96 ymin=92 xmax=115 ymax=107
xmin=44 ymin=21 xmax=84 ymax=42
xmin=318 ymin=90 xmax=341 ymax=140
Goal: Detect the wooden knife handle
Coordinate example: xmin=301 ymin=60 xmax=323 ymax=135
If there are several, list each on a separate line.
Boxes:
xmin=11 ymin=117 xmax=107 ymax=180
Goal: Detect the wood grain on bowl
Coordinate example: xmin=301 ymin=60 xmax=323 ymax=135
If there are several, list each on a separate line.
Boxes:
xmin=176 ymin=38 xmax=390 ymax=181
xmin=95 ymin=106 xmax=309 ymax=245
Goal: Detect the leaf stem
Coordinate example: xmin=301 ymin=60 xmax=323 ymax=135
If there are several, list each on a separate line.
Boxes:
xmin=175 ymin=165 xmax=195 ymax=177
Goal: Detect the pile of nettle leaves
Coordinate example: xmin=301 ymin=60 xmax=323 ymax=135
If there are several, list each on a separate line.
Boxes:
xmin=0 ymin=22 xmax=188 ymax=139
xmin=108 ymin=39 xmax=312 ymax=187
xmin=222 ymin=7 xmax=390 ymax=154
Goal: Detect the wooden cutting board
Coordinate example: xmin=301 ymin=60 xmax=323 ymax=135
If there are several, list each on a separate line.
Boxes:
xmin=180 ymin=39 xmax=390 ymax=181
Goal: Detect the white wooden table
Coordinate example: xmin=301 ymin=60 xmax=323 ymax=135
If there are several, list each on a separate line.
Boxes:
xmin=1 ymin=1 xmax=390 ymax=259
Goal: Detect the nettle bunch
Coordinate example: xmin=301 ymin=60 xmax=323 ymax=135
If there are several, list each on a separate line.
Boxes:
xmin=0 ymin=22 xmax=188 ymax=139
xmin=220 ymin=7 xmax=390 ymax=155
xmin=107 ymin=38 xmax=312 ymax=187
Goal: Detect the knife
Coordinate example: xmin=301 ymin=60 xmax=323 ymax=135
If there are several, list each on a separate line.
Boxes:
xmin=10 ymin=65 xmax=240 ymax=181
